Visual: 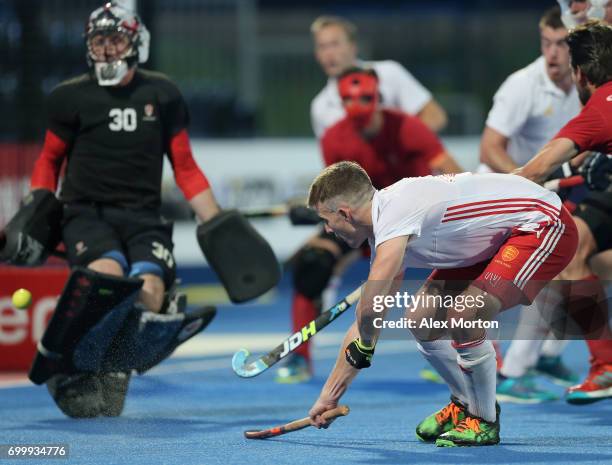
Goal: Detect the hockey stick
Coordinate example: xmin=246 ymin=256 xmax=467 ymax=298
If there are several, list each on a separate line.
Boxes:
xmin=244 ymin=405 xmax=350 ymax=439
xmin=543 ymin=174 xmax=584 ymax=192
xmin=241 ymin=204 xmax=289 ymax=219
xmin=241 ymin=204 xmax=321 ymax=225
xmin=232 ymin=285 xmax=362 ymax=378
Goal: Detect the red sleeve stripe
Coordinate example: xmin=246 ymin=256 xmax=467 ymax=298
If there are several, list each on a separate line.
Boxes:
xmin=30 ymin=130 xmax=68 ymax=192
xmin=168 ymin=129 xmax=210 ymax=200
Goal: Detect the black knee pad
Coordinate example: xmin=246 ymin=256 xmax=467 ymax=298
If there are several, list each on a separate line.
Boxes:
xmin=574 ymin=191 xmax=612 ymax=251
xmin=292 ymin=246 xmax=336 ymax=299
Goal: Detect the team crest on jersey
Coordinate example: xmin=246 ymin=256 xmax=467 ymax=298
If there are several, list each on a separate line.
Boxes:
xmin=143 ymin=103 xmax=157 ymax=122
xmin=501 ymin=245 xmax=519 ymax=262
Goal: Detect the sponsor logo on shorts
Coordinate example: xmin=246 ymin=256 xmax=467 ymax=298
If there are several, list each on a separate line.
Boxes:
xmin=484 ymin=271 xmax=502 ymax=288
xmin=493 ymin=259 xmax=511 ymax=269
xmin=607 ymin=94 xmax=612 ymax=102
xmin=501 ymin=245 xmax=519 ymax=262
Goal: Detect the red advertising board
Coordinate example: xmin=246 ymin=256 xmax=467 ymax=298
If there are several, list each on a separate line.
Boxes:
xmin=0 ymin=266 xmax=68 ymax=371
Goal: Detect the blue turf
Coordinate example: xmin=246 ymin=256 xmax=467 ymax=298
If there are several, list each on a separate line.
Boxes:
xmin=1 ymin=271 xmax=611 ymax=465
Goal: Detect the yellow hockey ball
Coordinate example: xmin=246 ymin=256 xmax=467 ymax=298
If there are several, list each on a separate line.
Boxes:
xmin=12 ymin=288 xmax=32 ymax=309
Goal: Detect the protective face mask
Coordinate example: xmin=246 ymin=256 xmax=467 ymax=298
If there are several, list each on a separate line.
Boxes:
xmin=94 ymin=60 xmax=130 ymax=86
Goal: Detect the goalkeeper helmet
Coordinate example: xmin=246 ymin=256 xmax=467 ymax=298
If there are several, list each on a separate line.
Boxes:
xmin=85 ymin=2 xmax=150 ymax=86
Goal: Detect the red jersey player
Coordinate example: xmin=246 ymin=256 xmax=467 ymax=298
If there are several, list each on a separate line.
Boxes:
xmin=321 ymin=68 xmax=460 ymax=188
xmin=518 ymin=20 xmax=612 ymax=404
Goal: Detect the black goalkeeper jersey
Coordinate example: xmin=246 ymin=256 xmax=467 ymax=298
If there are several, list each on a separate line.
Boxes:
xmin=46 ymin=69 xmax=189 ymax=210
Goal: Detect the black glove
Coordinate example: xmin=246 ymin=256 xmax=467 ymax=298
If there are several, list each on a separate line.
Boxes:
xmin=545 ymin=162 xmax=576 ymax=183
xmin=582 ymin=152 xmax=612 ymax=191
xmin=345 ymin=338 xmax=375 ymax=369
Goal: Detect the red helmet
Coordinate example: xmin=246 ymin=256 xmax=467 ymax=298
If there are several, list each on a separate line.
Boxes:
xmin=338 ymin=68 xmax=380 ymax=130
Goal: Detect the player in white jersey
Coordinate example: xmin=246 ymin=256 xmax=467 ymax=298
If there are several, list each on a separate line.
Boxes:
xmin=479 ymin=7 xmax=581 ymax=402
xmin=310 ymin=15 xmax=447 ymax=138
xmin=480 ymin=7 xmax=580 ymax=173
xmin=306 ymin=162 xmax=577 ymax=447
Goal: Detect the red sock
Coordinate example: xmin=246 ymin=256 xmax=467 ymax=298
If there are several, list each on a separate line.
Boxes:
xmin=291 ymin=292 xmax=318 ymax=361
xmin=586 ymin=340 xmax=612 ymax=366
xmin=492 ymin=340 xmax=503 ymax=371
xmin=565 ymin=275 xmax=612 ymax=365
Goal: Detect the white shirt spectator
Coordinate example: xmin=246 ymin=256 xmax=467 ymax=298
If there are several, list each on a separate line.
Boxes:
xmin=311 ymin=60 xmax=432 ymax=138
xmin=481 ymin=56 xmax=580 ymax=171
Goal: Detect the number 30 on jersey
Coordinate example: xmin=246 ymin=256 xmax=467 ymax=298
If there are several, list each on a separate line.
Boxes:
xmin=109 ymin=108 xmax=137 ymax=132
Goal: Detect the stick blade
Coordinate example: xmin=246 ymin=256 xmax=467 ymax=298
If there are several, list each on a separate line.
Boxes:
xmin=231 ymin=348 xmax=269 ymax=378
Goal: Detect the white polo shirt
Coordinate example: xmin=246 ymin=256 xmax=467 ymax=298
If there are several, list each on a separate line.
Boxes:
xmin=310 ymin=59 xmax=432 ymax=138
xmin=481 ymin=56 xmax=581 ymax=170
xmin=370 ymin=172 xmax=562 ymax=269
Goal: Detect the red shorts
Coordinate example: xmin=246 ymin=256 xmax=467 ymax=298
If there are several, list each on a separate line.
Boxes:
xmin=428 ymin=206 xmax=578 ymax=310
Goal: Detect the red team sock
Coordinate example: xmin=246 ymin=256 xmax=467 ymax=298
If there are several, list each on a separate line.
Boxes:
xmin=291 ymin=292 xmax=318 ymax=361
xmin=564 ymin=275 xmax=612 ymax=366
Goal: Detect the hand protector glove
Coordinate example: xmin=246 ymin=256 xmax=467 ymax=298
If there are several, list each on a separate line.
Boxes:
xmin=345 ymin=338 xmax=375 ymax=369
xmin=582 ymin=152 xmax=612 ymax=192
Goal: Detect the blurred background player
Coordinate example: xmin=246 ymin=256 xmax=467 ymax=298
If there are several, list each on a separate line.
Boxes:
xmin=276 ymin=67 xmax=462 ymax=383
xmin=551 ymin=2 xmax=612 ymax=405
xmin=479 ymin=6 xmax=581 ymax=403
xmin=557 ymin=0 xmax=612 ymax=27
xmin=308 ymin=15 xmax=450 ymax=384
xmin=282 ymin=14 xmax=449 ymax=384
xmin=517 ymin=19 xmax=612 ymax=405
xmin=310 ymin=15 xmax=448 ymax=138
xmin=28 ymin=2 xmax=220 ymax=417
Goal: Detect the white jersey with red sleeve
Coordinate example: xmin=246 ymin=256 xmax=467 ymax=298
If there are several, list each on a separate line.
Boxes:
xmin=371 ymin=172 xmax=562 ymax=269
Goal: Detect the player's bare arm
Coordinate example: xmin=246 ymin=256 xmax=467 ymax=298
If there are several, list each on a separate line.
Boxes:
xmin=417 ymin=99 xmax=448 ymax=133
xmin=480 ymin=126 xmax=519 ymax=173
xmin=428 ymin=151 xmax=463 ymax=175
xmin=357 ymin=235 xmax=410 ymax=345
xmin=309 ymin=236 xmax=408 ymax=428
xmin=189 ymin=188 xmax=221 ymax=222
xmin=309 ymin=321 xmax=360 ymax=428
xmin=516 ymin=137 xmax=578 ymax=183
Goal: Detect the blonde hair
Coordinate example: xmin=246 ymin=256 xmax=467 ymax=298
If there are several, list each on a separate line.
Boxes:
xmin=310 ymin=15 xmax=357 ymax=43
xmin=308 ymin=161 xmax=374 ymax=210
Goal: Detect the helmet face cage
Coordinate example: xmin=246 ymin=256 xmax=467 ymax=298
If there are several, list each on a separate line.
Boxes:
xmin=85 ymin=2 xmax=149 ymax=84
